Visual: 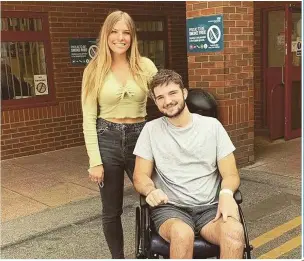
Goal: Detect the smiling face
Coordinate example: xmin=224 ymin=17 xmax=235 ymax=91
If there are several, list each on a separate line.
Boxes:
xmin=153 ymin=82 xmax=187 ymax=118
xmin=107 ymin=19 xmax=131 ymax=56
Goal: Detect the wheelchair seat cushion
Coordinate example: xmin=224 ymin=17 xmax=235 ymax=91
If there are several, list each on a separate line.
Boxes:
xmin=150 ymin=232 xmax=219 ymax=258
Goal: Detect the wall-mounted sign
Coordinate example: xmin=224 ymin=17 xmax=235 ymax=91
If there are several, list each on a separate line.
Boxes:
xmin=296 ymin=41 xmax=301 ymax=56
xmin=186 ymin=15 xmax=223 ymax=53
xmin=34 ymin=75 xmax=48 ymax=95
xmin=69 ymin=38 xmax=97 ymax=65
xmin=292 ymin=41 xmax=298 ymax=52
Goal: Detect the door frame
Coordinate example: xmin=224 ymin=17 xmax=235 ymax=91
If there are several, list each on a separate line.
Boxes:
xmin=262 ymin=6 xmax=286 ymax=139
xmin=261 ymin=3 xmax=302 ymax=140
xmin=285 ymin=4 xmax=302 ymax=140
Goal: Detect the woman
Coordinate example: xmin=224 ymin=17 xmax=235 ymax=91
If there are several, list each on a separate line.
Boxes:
xmin=81 ymin=10 xmax=157 ymax=258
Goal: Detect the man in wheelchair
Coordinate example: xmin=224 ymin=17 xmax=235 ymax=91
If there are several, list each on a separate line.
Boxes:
xmin=133 ymin=69 xmax=246 ymax=259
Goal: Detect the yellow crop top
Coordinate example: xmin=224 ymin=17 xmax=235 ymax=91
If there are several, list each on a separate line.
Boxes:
xmin=82 ymin=57 xmax=158 ymax=168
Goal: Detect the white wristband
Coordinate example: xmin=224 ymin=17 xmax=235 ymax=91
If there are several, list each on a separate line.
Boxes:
xmin=219 ymin=189 xmax=234 ymax=197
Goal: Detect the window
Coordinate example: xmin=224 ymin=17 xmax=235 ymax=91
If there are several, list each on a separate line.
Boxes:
xmin=1 ymin=12 xmax=54 ymax=109
xmin=135 ymin=17 xmax=167 ymax=69
xmin=134 ymin=17 xmax=168 ymax=120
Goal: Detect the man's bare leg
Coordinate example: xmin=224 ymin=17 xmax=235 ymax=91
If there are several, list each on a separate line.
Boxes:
xmin=200 ymin=217 xmax=244 ymax=259
xmin=159 ymin=218 xmax=194 ymax=259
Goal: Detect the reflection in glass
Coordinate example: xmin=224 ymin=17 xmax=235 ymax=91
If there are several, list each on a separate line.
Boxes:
xmin=135 ymin=20 xmax=165 ymax=69
xmin=291 ymin=81 xmax=301 ymax=130
xmin=292 ymin=12 xmax=301 ymax=67
xmin=156 ymin=21 xmax=163 ymax=31
xmin=138 ymin=40 xmax=144 ymax=54
xmin=1 ymin=17 xmax=42 ymax=32
xmin=155 ymin=40 xmax=165 ymax=69
xmin=1 ymin=41 xmax=47 ymax=100
xmin=268 ymin=10 xmax=285 ymax=67
xmin=135 ymin=20 xmax=164 ymax=32
xmin=135 ymin=22 xmax=143 ymax=32
xmin=138 ymin=40 xmax=165 ymax=69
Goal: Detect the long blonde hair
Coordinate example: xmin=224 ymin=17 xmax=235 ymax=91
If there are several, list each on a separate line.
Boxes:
xmin=82 ymin=10 xmax=147 ymax=103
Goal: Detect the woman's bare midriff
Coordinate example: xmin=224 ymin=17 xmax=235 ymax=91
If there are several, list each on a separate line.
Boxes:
xmin=105 ymin=117 xmax=145 ymax=124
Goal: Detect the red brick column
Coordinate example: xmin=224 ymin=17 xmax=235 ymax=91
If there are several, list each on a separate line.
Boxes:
xmin=186 ymin=1 xmax=254 ymax=166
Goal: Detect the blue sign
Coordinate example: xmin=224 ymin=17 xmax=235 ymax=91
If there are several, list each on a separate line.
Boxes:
xmin=186 ymin=15 xmax=223 ymax=53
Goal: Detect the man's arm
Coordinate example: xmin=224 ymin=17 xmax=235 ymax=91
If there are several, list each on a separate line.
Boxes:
xmin=218 ymin=152 xmax=240 ymax=193
xmin=133 ymin=123 xmax=168 ymax=207
xmin=133 ymin=156 xmax=169 ymax=207
xmin=213 ymin=152 xmax=240 ymax=223
xmin=133 ymin=156 xmax=156 ymax=196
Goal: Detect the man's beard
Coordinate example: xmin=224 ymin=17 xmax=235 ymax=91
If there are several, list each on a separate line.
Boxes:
xmin=161 ymin=99 xmax=186 ymax=118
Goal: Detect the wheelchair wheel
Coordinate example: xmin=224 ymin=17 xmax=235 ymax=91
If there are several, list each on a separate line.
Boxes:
xmin=148 ymin=252 xmax=160 ymax=259
xmin=135 ymin=207 xmax=140 ymax=258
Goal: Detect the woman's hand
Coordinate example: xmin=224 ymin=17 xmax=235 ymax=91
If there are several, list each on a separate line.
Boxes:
xmin=88 ymin=165 xmax=104 ymax=184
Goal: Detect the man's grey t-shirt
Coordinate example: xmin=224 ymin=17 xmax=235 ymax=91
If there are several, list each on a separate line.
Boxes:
xmin=133 ymin=113 xmax=236 ymax=207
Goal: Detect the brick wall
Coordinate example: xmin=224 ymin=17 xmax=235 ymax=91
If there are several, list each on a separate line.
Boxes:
xmin=1 ymin=1 xmax=187 ymax=160
xmin=186 ymin=1 xmax=255 ymax=166
xmin=253 ymin=2 xmax=263 ymax=133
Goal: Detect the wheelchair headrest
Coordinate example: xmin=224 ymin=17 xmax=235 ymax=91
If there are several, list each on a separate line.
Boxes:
xmin=186 ymin=89 xmax=217 ymax=118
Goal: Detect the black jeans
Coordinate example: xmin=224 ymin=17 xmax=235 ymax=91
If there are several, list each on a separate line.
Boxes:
xmin=97 ymin=118 xmax=145 ymax=259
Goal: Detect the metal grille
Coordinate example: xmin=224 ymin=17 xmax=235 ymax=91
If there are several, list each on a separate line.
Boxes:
xmin=135 ymin=20 xmax=166 ymax=69
xmin=1 ymin=17 xmax=42 ymax=31
xmin=1 ymin=41 xmax=47 ymax=100
xmin=138 ymin=40 xmax=165 ymax=69
xmin=136 ymin=21 xmax=163 ymax=32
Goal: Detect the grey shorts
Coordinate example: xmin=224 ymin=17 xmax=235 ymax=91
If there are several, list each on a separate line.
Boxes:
xmin=151 ymin=203 xmax=218 ymax=235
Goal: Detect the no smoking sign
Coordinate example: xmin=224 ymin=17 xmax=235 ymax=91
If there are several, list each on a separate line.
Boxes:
xmin=34 ymin=75 xmax=49 ymax=96
xmin=187 ymin=15 xmax=223 ymax=53
xmin=207 ymin=25 xmax=221 ymax=44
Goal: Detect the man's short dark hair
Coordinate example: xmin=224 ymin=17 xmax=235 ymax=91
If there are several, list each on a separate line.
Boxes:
xmin=149 ymin=69 xmax=184 ymax=97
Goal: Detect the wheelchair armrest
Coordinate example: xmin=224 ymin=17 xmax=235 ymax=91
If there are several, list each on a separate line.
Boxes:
xmin=138 ymin=194 xmax=151 ymax=256
xmin=140 ymin=189 xmax=242 ymax=206
xmin=234 ymin=190 xmax=242 ymax=204
xmin=140 ymin=194 xmax=148 ymax=207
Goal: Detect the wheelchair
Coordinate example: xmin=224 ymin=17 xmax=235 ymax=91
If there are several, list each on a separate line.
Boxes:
xmin=135 ymin=88 xmax=253 ymax=259
xmin=135 ymin=190 xmax=252 ymax=259
xmin=186 ymin=88 xmax=218 ymax=118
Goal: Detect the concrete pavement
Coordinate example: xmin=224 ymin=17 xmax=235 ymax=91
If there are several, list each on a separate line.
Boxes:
xmin=1 ymin=168 xmax=301 ymax=259
xmin=1 ymin=136 xmax=302 ymax=258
